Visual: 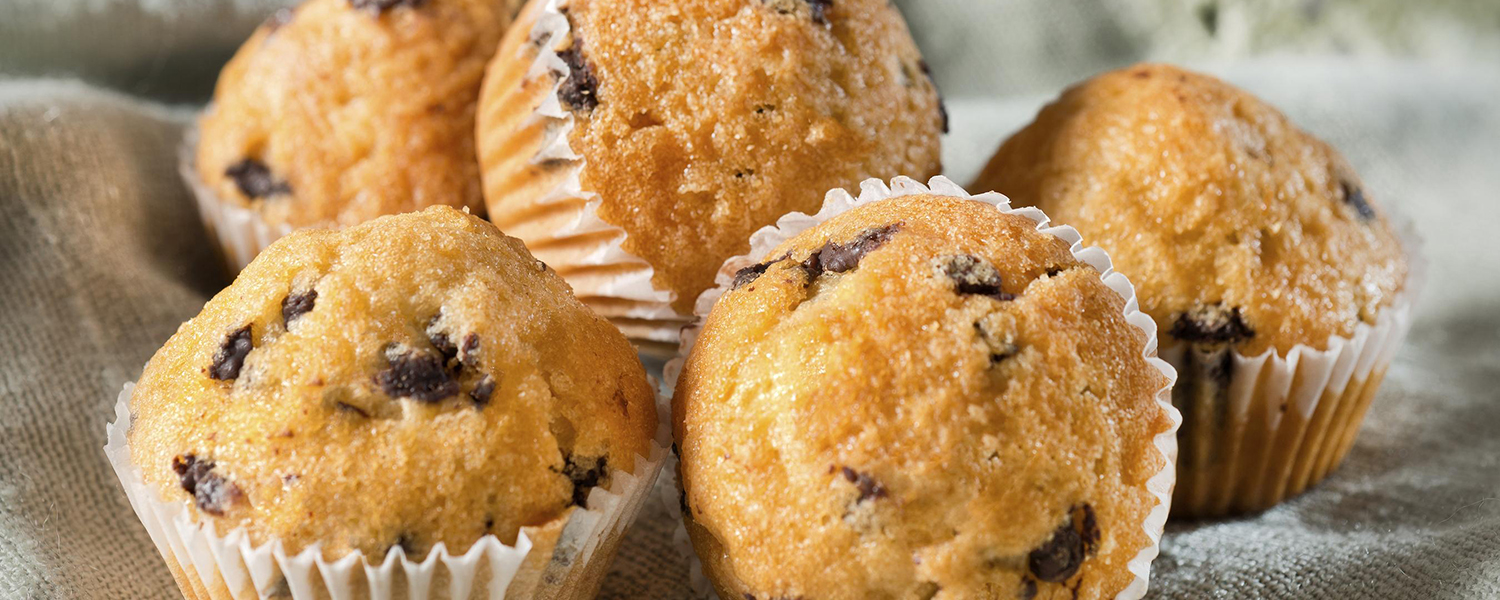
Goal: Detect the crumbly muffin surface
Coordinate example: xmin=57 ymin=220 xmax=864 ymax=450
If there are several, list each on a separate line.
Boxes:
xmin=974 ymin=63 xmax=1408 ymax=356
xmin=128 ymin=207 xmax=656 ymax=559
xmin=489 ymin=0 xmax=944 ymax=314
xmin=196 ymin=0 xmax=516 ymax=228
xmin=673 ymin=195 xmax=1173 ymax=600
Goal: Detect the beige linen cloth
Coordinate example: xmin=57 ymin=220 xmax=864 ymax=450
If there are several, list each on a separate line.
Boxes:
xmin=2 ymin=1 xmax=1497 ymax=598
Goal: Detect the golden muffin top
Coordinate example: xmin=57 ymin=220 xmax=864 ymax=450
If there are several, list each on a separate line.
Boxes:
xmin=197 ymin=0 xmax=516 ymax=227
xmin=975 ymin=63 xmax=1409 ymax=356
xmin=674 ymin=194 xmax=1173 ymax=600
xmin=128 ymin=207 xmax=656 ymax=559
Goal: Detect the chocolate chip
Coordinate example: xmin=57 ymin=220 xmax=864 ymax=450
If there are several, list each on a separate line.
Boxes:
xmin=1340 ymin=180 xmax=1375 ymax=220
xmin=732 ymin=261 xmax=774 ymax=290
xmin=224 ymin=159 xmax=290 ymax=199
xmin=934 ymin=254 xmax=1015 ymax=301
xmin=375 ymin=348 xmax=459 ymax=402
xmin=470 ymin=375 xmax=496 ymax=407
xmin=918 ymin=60 xmax=950 ymax=134
xmin=1018 ymin=578 xmax=1037 ymax=600
xmin=557 ymin=35 xmax=599 ymax=113
xmin=350 ymin=0 xmax=426 ymax=13
xmin=281 ymin=290 xmax=316 ymax=325
xmin=562 ymin=455 xmax=607 ymax=507
xmin=1028 ymin=515 xmax=1085 ymax=583
xmin=209 ymin=324 xmax=254 ymax=381
xmin=430 ymin=332 xmax=458 ymax=363
xmin=1169 ymin=303 xmax=1255 ymax=345
xmin=802 ymin=224 xmax=901 ymax=280
xmin=172 ymin=455 xmax=243 ymax=516
xmin=974 ymin=322 xmax=1019 ymax=365
xmin=840 ymin=466 xmax=887 ymax=503
xmin=460 ymin=333 xmax=480 ymax=367
xmin=1078 ymin=503 xmax=1100 ymax=554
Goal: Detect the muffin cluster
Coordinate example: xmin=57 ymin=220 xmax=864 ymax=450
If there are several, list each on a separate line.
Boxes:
xmin=110 ymin=0 xmax=1417 ymax=597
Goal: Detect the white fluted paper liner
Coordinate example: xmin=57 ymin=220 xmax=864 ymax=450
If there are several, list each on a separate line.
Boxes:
xmin=105 ymin=382 xmax=667 ymax=600
xmin=663 ymin=176 xmax=1181 ymax=600
xmin=1165 ymin=223 xmax=1424 ymax=517
xmin=179 ymin=127 xmax=303 ymax=274
xmin=480 ymin=0 xmax=685 ymax=349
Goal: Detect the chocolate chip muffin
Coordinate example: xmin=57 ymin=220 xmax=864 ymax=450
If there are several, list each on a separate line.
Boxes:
xmin=673 ymin=192 xmax=1176 ymax=600
xmin=125 ymin=207 xmax=657 ymax=573
xmin=478 ymin=0 xmax=945 ymax=351
xmin=974 ymin=64 xmax=1416 ymax=516
xmin=192 ymin=0 xmax=516 ymax=263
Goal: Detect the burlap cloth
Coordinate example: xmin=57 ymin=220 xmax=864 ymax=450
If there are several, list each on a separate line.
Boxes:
xmin=2 ymin=1 xmax=1497 ymax=597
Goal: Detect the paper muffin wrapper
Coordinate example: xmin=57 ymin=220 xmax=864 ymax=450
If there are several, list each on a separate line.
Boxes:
xmin=105 ymin=382 xmax=668 ymax=600
xmin=477 ymin=0 xmax=688 ymax=356
xmin=1166 ymin=227 xmax=1424 ymax=518
xmin=179 ymin=125 xmax=303 ymax=275
xmin=662 ymin=176 xmax=1182 ymax=600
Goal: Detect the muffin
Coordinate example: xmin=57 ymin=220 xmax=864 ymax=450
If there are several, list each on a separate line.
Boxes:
xmin=477 ymin=0 xmax=946 ymax=353
xmin=189 ymin=0 xmax=518 ymax=272
xmin=104 ymin=207 xmax=663 ymax=599
xmin=973 ymin=63 xmax=1417 ymax=517
xmin=671 ymin=178 xmax=1178 ymax=600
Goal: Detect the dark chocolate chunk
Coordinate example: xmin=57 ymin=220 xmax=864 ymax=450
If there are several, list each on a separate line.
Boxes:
xmin=918 ymin=60 xmax=950 ymax=134
xmin=1340 ymin=180 xmax=1376 ymax=220
xmin=934 ymin=254 xmax=1015 ymax=301
xmin=224 ymin=159 xmax=290 ymax=199
xmin=562 ymin=455 xmax=607 ymax=507
xmin=350 ymin=0 xmax=427 ymax=13
xmin=281 ymin=290 xmax=317 ymax=325
xmin=1078 ymin=503 xmax=1100 ymax=554
xmin=557 ymin=36 xmax=600 ymax=113
xmin=209 ymin=324 xmax=254 ymax=381
xmin=732 ymin=261 xmax=774 ymax=290
xmin=1029 ymin=516 xmax=1085 ymax=583
xmin=1018 ymin=577 xmax=1038 ymax=600
xmin=802 ymin=223 xmax=901 ymax=280
xmin=1169 ymin=303 xmax=1255 ymax=345
xmin=375 ymin=348 xmax=459 ymax=402
xmin=840 ymin=466 xmax=887 ymax=503
xmin=974 ymin=322 xmax=1019 ymax=365
xmin=470 ymin=375 xmax=496 ymax=407
xmin=172 ymin=454 xmax=243 ymax=516
xmin=460 ymin=333 xmax=480 ymax=366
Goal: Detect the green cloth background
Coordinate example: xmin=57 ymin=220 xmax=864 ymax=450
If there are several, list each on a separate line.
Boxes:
xmin=2 ymin=0 xmax=1498 ymax=597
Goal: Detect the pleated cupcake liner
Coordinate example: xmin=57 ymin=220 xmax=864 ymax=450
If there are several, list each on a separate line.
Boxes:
xmin=105 ymin=382 xmax=668 ymax=600
xmin=1167 ymin=226 xmax=1424 ymax=517
xmin=477 ymin=0 xmax=687 ymax=356
xmin=663 ymin=175 xmax=1182 ymax=600
xmin=178 ymin=125 xmax=304 ymax=275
